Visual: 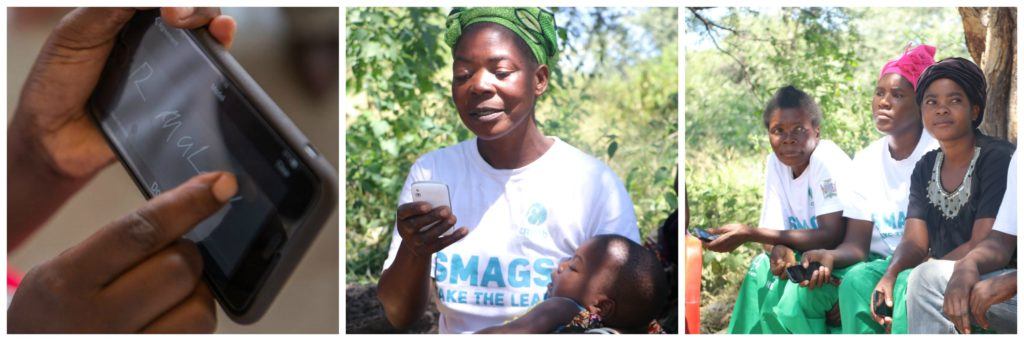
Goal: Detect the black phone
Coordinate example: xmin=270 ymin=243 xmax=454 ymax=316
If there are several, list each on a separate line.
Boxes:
xmin=873 ymin=291 xmax=893 ymax=317
xmin=785 ymin=264 xmax=807 ymax=283
xmin=694 ymin=228 xmax=719 ymax=242
xmin=786 ymin=262 xmax=823 ymax=283
xmin=88 ymin=10 xmax=337 ymax=323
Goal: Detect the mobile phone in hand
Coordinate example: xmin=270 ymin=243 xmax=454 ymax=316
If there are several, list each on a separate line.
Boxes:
xmin=411 ymin=181 xmax=453 ymax=235
xmin=694 ymin=228 xmax=719 ymax=242
xmin=89 ymin=10 xmax=337 ymax=323
xmin=873 ymin=291 xmax=893 ymax=317
xmin=786 ymin=264 xmax=807 ymax=283
xmin=786 ymin=262 xmax=824 ymax=283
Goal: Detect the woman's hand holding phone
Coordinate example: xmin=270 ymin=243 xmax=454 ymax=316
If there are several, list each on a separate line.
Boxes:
xmin=8 ymin=172 xmax=237 ymax=333
xmin=395 ymin=202 xmax=468 ymax=258
xmin=9 ymin=8 xmax=236 ymax=250
xmin=799 ymin=250 xmax=835 ymax=290
xmin=12 ymin=8 xmax=235 ymax=180
xmin=871 ymin=274 xmax=896 ymax=331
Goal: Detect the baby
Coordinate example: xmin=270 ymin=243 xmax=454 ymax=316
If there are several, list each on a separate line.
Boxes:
xmin=477 ymin=234 xmax=670 ymax=333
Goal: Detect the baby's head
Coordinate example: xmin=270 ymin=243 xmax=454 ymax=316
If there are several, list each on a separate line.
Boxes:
xmin=548 ymin=234 xmax=669 ymax=330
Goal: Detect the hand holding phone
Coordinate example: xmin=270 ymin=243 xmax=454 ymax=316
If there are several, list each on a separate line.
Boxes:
xmin=873 ymin=290 xmax=893 ymax=317
xmin=693 ymin=228 xmax=719 ymax=242
xmin=411 ymin=181 xmax=454 ymax=236
xmin=8 ymin=173 xmax=234 ymax=333
xmin=89 ymin=10 xmax=336 ymax=323
xmin=786 ymin=262 xmax=825 ymax=283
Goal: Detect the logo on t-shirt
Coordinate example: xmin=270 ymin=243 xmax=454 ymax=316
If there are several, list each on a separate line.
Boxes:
xmin=820 ymin=178 xmax=837 ymax=199
xmin=526 ymin=202 xmax=548 ymax=225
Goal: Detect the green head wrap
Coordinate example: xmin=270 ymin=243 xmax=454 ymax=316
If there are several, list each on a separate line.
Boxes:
xmin=445 ymin=7 xmax=559 ymax=66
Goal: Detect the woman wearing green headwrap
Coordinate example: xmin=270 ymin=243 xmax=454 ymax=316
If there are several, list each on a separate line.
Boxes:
xmin=376 ymin=7 xmax=641 ymax=333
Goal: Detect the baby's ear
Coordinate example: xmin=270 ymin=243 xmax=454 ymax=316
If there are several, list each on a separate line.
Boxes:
xmin=593 ymin=296 xmax=616 ymax=322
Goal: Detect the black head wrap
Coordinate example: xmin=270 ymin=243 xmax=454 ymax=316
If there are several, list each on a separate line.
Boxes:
xmin=915 ymin=57 xmax=987 ymax=128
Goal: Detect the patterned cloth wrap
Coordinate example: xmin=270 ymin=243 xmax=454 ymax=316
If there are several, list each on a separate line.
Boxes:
xmin=444 ymin=7 xmax=559 ymax=66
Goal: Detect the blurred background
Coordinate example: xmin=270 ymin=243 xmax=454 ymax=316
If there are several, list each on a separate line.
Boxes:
xmin=6 ymin=7 xmax=339 ymax=333
xmin=684 ymin=7 xmax=1016 ymax=333
xmin=345 ymin=7 xmax=678 ymax=332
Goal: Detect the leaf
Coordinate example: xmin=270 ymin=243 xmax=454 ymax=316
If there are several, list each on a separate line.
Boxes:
xmin=606 ymin=140 xmax=618 ymax=159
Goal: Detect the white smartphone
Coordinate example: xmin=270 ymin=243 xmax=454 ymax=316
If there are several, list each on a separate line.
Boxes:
xmin=411 ymin=181 xmax=453 ymax=234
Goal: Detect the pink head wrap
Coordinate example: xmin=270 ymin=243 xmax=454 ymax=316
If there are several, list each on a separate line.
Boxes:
xmin=879 ymin=44 xmax=937 ymax=90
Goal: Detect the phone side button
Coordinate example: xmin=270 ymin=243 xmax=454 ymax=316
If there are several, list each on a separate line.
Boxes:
xmin=303 ymin=144 xmax=318 ymax=158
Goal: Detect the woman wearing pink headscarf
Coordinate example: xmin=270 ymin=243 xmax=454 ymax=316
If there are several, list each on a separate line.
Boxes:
xmin=783 ymin=44 xmax=939 ymax=334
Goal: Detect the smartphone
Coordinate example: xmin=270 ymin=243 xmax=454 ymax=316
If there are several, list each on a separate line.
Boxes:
xmin=873 ymin=291 xmax=893 ymax=317
xmin=88 ymin=10 xmax=337 ymax=323
xmin=786 ymin=262 xmax=825 ymax=283
xmin=693 ymin=228 xmax=719 ymax=242
xmin=785 ymin=265 xmax=807 ymax=283
xmin=411 ymin=181 xmax=453 ymax=235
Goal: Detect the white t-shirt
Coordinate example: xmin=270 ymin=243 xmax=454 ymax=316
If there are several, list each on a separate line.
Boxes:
xmin=759 ymin=140 xmax=851 ymax=231
xmin=844 ymin=133 xmax=939 ymax=256
xmin=382 ymin=137 xmax=640 ymax=334
xmin=993 ymin=150 xmax=1018 ymax=236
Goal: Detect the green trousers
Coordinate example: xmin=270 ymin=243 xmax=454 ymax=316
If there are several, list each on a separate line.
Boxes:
xmin=836 ymin=257 xmax=912 ymax=334
xmin=768 ymin=262 xmax=854 ymax=333
xmin=729 ymin=254 xmax=913 ymax=334
xmin=728 ymin=253 xmax=786 ymax=334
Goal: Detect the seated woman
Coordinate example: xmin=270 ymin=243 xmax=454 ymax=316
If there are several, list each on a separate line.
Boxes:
xmin=704 ymin=85 xmax=851 ymax=333
xmin=907 ymin=150 xmax=1017 ymax=334
xmin=796 ymin=44 xmax=937 ymax=334
xmin=870 ymin=57 xmax=1014 ymax=333
xmin=375 ymin=7 xmax=640 ymax=334
xmin=476 ymin=235 xmax=669 ymax=334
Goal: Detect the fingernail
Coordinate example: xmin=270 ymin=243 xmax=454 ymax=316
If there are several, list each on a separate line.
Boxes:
xmin=175 ymin=7 xmax=195 ymax=19
xmin=212 ymin=173 xmax=238 ymax=203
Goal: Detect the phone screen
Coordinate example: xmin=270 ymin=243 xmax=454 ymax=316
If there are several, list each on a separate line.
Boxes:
xmin=90 ymin=11 xmax=318 ymax=310
xmin=694 ymin=228 xmax=718 ymax=241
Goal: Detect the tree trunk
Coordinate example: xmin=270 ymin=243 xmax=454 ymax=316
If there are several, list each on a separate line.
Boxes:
xmin=959 ymin=7 xmax=1016 ymax=144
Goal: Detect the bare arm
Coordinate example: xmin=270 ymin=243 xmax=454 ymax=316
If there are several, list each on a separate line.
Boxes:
xmin=954 ymin=230 xmax=1015 ymax=277
xmin=476 ymin=298 xmax=580 ymax=333
xmin=7 ymin=127 xmax=94 ymax=250
xmin=883 ymin=218 xmax=930 ymax=278
xmin=377 ymin=203 xmax=467 ymax=329
xmin=746 ymin=212 xmax=846 ymax=252
xmin=801 ymin=217 xmax=871 ymax=274
xmin=941 ymin=218 xmax=995 ymax=261
xmin=377 ymin=242 xmax=434 ymax=329
xmin=827 ymin=218 xmax=872 ymax=268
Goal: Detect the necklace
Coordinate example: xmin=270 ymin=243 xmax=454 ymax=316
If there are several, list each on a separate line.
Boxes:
xmin=927 ymin=147 xmax=981 ymax=220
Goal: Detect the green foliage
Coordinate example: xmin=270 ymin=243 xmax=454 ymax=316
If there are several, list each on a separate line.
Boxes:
xmin=347 ymin=8 xmax=678 ymax=284
xmin=685 ymin=7 xmax=968 ymax=330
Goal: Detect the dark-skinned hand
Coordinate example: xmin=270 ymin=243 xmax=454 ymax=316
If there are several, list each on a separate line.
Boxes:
xmin=769 ymin=244 xmax=796 ymax=281
xmin=969 ymin=273 xmax=1016 ymax=331
xmin=8 ymin=172 xmax=238 ymax=333
xmin=871 ymin=274 xmax=896 ymax=332
xmin=705 ymin=223 xmax=751 ymax=253
xmin=943 ymin=263 xmax=981 ymax=334
xmin=799 ymin=249 xmax=836 ymax=290
xmin=10 ymin=7 xmax=236 ymax=180
xmin=395 ymin=202 xmax=468 ymax=258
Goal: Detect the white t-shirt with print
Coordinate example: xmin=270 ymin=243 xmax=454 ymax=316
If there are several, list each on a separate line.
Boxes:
xmin=759 ymin=140 xmax=851 ymax=231
xmin=382 ymin=137 xmax=640 ymax=334
xmin=993 ymin=150 xmax=1017 ymax=236
xmin=844 ymin=133 xmax=939 ymax=256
